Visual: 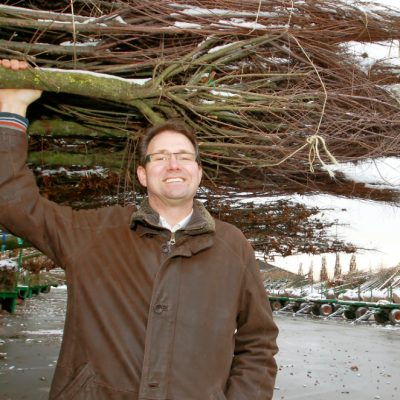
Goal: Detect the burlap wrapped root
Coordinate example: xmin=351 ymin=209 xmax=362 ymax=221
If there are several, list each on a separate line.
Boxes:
xmin=362 ymin=289 xmax=389 ymax=302
xmin=392 ymin=288 xmax=400 ymax=303
xmin=339 ymin=289 xmax=359 ymax=301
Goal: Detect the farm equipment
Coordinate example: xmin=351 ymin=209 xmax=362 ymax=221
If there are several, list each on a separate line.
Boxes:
xmin=266 ymin=266 xmax=400 ymax=325
xmin=268 ymin=291 xmax=400 ymax=325
xmin=0 ymin=244 xmax=55 ymax=314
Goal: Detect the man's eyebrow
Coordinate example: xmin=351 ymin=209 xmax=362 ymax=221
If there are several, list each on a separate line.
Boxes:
xmin=153 ymin=149 xmax=193 ymax=153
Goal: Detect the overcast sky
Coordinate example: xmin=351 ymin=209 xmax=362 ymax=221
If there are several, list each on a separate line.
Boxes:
xmin=270 ymin=0 xmax=400 ymax=278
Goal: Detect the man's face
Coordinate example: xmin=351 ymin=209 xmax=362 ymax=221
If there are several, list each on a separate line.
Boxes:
xmin=137 ymin=131 xmax=202 ymax=207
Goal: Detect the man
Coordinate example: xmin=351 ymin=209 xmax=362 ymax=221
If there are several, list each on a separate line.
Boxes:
xmin=0 ymin=59 xmax=278 ymax=400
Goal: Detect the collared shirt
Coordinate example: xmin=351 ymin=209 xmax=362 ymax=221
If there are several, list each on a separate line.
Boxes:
xmin=159 ymin=209 xmax=193 ymax=232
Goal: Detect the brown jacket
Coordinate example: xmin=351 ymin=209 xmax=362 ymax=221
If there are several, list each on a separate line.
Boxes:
xmin=0 ymin=117 xmax=278 ymax=400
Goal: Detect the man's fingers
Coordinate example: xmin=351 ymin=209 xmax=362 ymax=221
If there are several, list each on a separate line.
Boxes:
xmin=10 ymin=59 xmax=21 ymax=71
xmin=0 ymin=59 xmax=29 ymax=70
xmin=19 ymin=61 xmax=29 ymax=69
xmin=0 ymin=59 xmax=11 ymax=68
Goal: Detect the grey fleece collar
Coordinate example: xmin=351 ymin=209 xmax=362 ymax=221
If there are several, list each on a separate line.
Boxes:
xmin=129 ymin=198 xmax=216 ymax=234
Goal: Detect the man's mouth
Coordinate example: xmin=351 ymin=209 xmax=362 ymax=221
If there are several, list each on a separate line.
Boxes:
xmin=165 ymin=178 xmax=184 ymax=183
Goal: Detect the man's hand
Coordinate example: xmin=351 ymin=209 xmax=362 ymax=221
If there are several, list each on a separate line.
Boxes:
xmin=0 ymin=59 xmax=42 ymax=117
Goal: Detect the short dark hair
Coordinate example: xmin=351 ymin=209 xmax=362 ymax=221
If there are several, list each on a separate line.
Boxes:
xmin=138 ymin=121 xmax=201 ymax=167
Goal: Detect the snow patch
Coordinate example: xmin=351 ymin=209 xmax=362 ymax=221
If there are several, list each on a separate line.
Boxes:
xmin=0 ymin=259 xmax=17 ymax=270
xmin=174 ymin=21 xmax=202 ymax=29
xmin=207 ymin=41 xmax=243 ymax=54
xmin=22 ymin=330 xmax=64 ymax=336
xmin=38 ymin=67 xmax=151 ymax=85
xmin=210 ymin=89 xmax=239 ymax=97
xmin=325 ymin=158 xmax=400 ymax=192
xmin=60 ymin=40 xmax=100 ymax=47
xmin=214 ymin=19 xmax=268 ymax=30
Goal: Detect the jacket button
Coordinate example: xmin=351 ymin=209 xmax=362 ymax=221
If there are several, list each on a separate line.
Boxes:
xmin=154 ymin=304 xmax=163 ymax=314
xmin=161 ymin=244 xmax=169 ymax=253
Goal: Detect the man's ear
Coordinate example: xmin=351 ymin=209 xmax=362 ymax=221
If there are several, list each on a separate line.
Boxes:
xmin=137 ymin=165 xmax=147 ymax=187
xmin=198 ymin=166 xmax=203 ymax=183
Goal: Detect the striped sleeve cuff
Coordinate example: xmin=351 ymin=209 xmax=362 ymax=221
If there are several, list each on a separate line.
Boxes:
xmin=0 ymin=112 xmax=29 ymax=133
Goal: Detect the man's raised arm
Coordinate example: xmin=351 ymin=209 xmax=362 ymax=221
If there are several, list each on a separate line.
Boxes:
xmin=0 ymin=59 xmax=42 ymax=117
xmin=0 ymin=59 xmax=106 ymax=266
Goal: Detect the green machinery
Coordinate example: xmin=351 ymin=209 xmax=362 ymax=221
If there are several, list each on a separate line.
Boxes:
xmin=268 ymin=287 xmax=400 ymax=325
xmin=0 ymin=233 xmax=56 ymax=314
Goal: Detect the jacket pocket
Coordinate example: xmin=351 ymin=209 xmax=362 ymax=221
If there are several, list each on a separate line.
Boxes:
xmin=54 ymin=362 xmax=97 ymax=400
xmin=213 ymin=388 xmax=227 ymax=400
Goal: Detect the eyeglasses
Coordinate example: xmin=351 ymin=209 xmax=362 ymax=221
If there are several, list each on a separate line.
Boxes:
xmin=145 ymin=152 xmax=198 ymax=164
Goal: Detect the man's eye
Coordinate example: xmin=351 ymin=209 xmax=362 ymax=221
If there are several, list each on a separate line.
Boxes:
xmin=154 ymin=155 xmax=168 ymax=161
xmin=177 ymin=154 xmax=194 ymax=161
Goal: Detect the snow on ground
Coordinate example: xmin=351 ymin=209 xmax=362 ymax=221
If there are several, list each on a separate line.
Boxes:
xmin=0 ymin=259 xmax=17 ymax=269
xmin=326 ymin=158 xmax=400 ymax=191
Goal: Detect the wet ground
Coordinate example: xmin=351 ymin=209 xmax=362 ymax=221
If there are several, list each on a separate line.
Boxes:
xmin=0 ymin=287 xmax=66 ymax=400
xmin=0 ymin=288 xmax=399 ymax=400
xmin=273 ymin=312 xmax=399 ymax=400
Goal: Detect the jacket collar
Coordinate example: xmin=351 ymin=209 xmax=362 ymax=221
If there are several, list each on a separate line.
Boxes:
xmin=129 ymin=198 xmax=216 ymax=236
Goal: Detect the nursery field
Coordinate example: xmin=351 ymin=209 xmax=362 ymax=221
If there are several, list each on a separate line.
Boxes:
xmin=0 ymin=285 xmax=399 ymax=400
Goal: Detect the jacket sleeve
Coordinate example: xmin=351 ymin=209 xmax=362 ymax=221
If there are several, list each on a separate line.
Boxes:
xmin=0 ymin=113 xmax=108 ymax=267
xmin=226 ymin=243 xmax=279 ymax=400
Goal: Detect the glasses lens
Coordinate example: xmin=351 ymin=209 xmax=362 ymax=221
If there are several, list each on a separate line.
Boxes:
xmin=149 ymin=153 xmax=197 ymax=163
xmin=150 ymin=154 xmax=169 ymax=162
xmin=175 ymin=153 xmax=196 ymax=163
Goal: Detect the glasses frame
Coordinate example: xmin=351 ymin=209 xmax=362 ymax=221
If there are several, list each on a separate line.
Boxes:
xmin=145 ymin=152 xmax=199 ymax=164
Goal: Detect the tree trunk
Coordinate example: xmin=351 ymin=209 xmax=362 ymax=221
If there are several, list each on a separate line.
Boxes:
xmin=0 ymin=68 xmax=159 ymax=104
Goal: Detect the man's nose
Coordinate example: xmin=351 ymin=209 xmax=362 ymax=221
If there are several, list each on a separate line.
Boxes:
xmin=166 ymin=153 xmax=181 ymax=169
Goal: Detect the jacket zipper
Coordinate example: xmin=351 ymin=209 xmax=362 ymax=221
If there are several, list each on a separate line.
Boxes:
xmin=168 ymin=231 xmax=176 ymax=252
xmin=144 ymin=219 xmax=204 ymax=252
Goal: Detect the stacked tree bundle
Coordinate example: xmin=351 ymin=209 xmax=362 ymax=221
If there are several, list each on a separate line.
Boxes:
xmin=1 ymin=0 xmax=400 ymax=256
xmin=22 ymin=255 xmax=57 ymax=274
xmin=0 ymin=259 xmax=18 ymax=292
xmin=207 ymin=198 xmax=358 ymax=257
xmin=1 ymin=0 xmax=400 ymax=200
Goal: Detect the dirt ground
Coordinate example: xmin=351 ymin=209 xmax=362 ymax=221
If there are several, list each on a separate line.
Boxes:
xmin=0 ymin=288 xmax=399 ymax=400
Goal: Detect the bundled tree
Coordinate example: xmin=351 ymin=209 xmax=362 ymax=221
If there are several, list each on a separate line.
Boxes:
xmin=308 ymin=260 xmax=314 ymax=284
xmin=298 ymin=262 xmax=304 ymax=276
xmin=205 ymin=198 xmax=357 ymax=257
xmin=334 ymin=253 xmax=342 ymax=278
xmin=1 ymin=0 xmax=400 ymax=203
xmin=1 ymin=0 xmax=397 ymax=259
xmin=349 ymin=254 xmax=357 ymax=273
xmin=320 ymin=256 xmax=328 ymax=282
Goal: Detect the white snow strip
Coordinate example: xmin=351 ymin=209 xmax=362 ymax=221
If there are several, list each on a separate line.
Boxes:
xmin=38 ymin=67 xmax=151 ymax=85
xmin=215 ymin=19 xmax=268 ymax=30
xmin=208 ymin=41 xmax=242 ymax=54
xmin=60 ymin=40 xmax=100 ymax=47
xmin=22 ymin=330 xmax=64 ymax=336
xmin=168 ymin=5 xmax=280 ymax=18
xmin=174 ymin=21 xmax=202 ymax=29
xmin=210 ymin=90 xmax=239 ymax=97
xmin=38 ymin=19 xmax=107 ymax=27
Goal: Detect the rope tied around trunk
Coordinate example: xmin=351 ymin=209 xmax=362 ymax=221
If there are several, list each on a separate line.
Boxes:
xmin=307 ymin=135 xmax=340 ymax=178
